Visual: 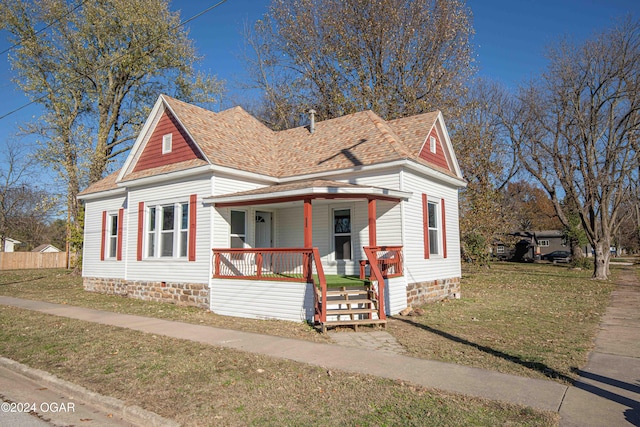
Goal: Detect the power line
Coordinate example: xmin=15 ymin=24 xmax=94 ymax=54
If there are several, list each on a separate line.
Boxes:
xmin=0 ymin=0 xmax=230 ymax=122
xmin=0 ymin=0 xmax=90 ymax=56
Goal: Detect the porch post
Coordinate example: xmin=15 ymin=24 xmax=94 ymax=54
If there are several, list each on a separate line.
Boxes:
xmin=368 ymin=198 xmax=377 ymax=247
xmin=304 ymin=198 xmax=313 ymax=247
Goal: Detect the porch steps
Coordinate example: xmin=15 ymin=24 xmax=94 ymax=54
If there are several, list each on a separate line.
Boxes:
xmin=319 ymin=286 xmax=387 ymax=333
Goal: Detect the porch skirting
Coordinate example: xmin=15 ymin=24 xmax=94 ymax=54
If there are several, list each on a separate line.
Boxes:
xmin=83 ymin=277 xmax=210 ymax=309
xmin=210 ymin=279 xmax=316 ymax=322
xmin=406 ymin=277 xmax=461 ymax=306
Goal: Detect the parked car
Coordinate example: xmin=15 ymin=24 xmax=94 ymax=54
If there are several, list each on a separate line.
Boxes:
xmin=541 ymin=250 xmax=572 ymax=263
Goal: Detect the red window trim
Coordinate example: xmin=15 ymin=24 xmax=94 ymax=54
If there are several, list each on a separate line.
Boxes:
xmin=100 ymin=211 xmax=107 ymax=261
xmin=116 ymin=208 xmax=124 ymax=261
xmin=422 ymin=194 xmax=429 ymax=259
xmin=137 ymin=202 xmax=144 ymax=261
xmin=188 ymin=194 xmax=197 ymax=262
xmin=441 ymin=199 xmax=447 ymax=258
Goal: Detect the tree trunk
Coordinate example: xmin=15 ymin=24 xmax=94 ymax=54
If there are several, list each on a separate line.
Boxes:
xmin=592 ymin=241 xmax=609 ymax=280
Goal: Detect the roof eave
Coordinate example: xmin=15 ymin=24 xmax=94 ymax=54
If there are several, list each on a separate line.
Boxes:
xmin=204 ymin=185 xmax=412 ymax=206
xmin=77 ymin=187 xmax=127 ymax=201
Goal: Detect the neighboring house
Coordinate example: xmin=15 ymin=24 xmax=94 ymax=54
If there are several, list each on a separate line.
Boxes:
xmin=78 ymin=95 xmax=466 ymax=331
xmin=533 ymin=230 xmax=567 ymax=257
xmin=32 ymin=244 xmax=62 ymax=253
xmin=3 ymin=238 xmax=21 ymax=252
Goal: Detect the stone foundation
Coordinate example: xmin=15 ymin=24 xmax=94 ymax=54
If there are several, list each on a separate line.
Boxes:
xmin=83 ymin=277 xmax=209 ymax=309
xmin=406 ymin=277 xmax=461 ymax=306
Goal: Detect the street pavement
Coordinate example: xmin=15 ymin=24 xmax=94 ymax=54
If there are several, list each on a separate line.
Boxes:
xmin=0 ymin=264 xmax=638 ymax=426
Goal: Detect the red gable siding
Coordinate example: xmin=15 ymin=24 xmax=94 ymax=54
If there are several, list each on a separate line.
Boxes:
xmin=133 ymin=110 xmax=204 ymax=172
xmin=418 ymin=128 xmax=450 ymax=171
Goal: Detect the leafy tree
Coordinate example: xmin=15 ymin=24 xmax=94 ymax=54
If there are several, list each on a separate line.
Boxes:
xmin=503 ymin=180 xmax=563 ymax=231
xmin=243 ymin=0 xmax=475 ymax=128
xmin=502 ymin=17 xmax=640 ymax=279
xmin=1 ymin=0 xmax=225 ymax=224
xmin=454 ymin=79 xmax=518 ymax=265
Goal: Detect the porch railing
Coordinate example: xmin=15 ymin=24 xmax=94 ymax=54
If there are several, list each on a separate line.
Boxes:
xmin=211 ymin=247 xmax=327 ymax=323
xmin=359 ymin=245 xmax=403 ymax=280
xmin=362 ymin=246 xmax=403 ymax=321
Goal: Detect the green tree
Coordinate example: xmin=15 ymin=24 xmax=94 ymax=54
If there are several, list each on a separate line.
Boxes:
xmin=1 ymin=0 xmax=224 ymax=224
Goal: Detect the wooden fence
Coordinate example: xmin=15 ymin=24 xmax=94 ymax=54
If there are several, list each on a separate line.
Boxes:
xmin=0 ymin=252 xmax=71 ymax=270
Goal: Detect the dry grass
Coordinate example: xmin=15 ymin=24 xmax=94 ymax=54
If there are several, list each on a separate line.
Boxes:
xmin=0 ymin=306 xmax=557 ymax=426
xmin=0 ymin=261 xmax=629 ymax=424
xmin=0 ymin=269 xmax=328 ymax=343
xmin=387 ymin=262 xmax=621 ymax=384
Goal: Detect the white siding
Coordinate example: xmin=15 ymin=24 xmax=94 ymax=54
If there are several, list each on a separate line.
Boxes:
xmin=126 ymin=176 xmax=212 ymax=284
xmin=210 ymin=279 xmax=315 ymax=322
xmin=211 ymin=174 xmax=273 ymax=249
xmin=386 ymin=276 xmax=408 ymax=314
xmin=400 ymin=169 xmax=462 ymax=284
xmin=82 ymin=195 xmax=127 ymax=279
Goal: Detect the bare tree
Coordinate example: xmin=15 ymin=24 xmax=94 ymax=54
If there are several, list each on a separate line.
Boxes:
xmin=0 ymin=140 xmax=56 ymax=251
xmin=503 ymin=17 xmax=640 ymax=279
xmin=243 ymin=0 xmax=475 ymax=128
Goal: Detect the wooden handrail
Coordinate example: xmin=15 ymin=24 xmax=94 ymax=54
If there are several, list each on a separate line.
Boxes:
xmin=363 ymin=246 xmax=397 ymax=321
xmin=212 ymin=248 xmax=314 ymax=282
xmin=211 ymin=247 xmax=328 ymax=324
xmin=312 ymin=247 xmax=327 ymax=323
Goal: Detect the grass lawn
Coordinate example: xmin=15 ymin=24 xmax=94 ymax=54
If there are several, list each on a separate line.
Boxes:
xmin=389 ymin=262 xmax=622 ymax=384
xmin=0 ymin=261 xmax=630 ymax=424
xmin=0 ymin=273 xmax=557 ymax=425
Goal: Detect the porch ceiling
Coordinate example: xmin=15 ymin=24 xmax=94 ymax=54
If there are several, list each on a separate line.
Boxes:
xmin=203 ymin=179 xmax=411 ymax=208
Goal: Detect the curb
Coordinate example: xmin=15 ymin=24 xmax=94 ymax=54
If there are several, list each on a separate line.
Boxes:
xmin=0 ymin=357 xmax=179 ymax=427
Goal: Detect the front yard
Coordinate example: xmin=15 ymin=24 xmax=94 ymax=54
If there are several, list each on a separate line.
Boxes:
xmin=0 ymin=261 xmax=629 ymax=425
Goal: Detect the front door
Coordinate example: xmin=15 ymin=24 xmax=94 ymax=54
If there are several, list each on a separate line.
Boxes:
xmin=255 ymin=211 xmax=272 ymax=248
xmin=255 ymin=211 xmax=272 ymax=272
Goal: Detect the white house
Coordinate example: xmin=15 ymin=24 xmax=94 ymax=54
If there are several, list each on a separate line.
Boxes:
xmin=3 ymin=238 xmax=21 ymax=252
xmin=32 ymin=244 xmax=62 ymax=253
xmin=78 ymin=95 xmax=466 ymax=331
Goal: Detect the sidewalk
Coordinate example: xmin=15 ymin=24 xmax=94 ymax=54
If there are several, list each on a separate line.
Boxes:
xmin=559 ymin=266 xmax=640 ymax=426
xmin=0 ymin=265 xmax=638 ymax=425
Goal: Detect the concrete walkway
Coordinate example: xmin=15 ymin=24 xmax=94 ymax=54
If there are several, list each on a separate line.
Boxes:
xmin=0 ymin=265 xmax=638 ymax=425
xmin=559 ymin=266 xmax=640 ymax=426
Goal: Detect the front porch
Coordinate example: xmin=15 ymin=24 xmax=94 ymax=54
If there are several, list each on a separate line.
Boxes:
xmin=211 ymin=246 xmax=404 ymax=332
xmin=205 ymin=179 xmax=410 ymax=331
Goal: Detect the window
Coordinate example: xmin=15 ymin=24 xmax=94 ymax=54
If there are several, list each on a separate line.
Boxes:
xmin=496 ymin=245 xmax=505 ymax=254
xmin=539 ymin=240 xmax=550 ymax=247
xmin=428 ymin=201 xmax=439 ymax=255
xmin=180 ymin=203 xmax=189 ymax=257
xmin=429 ymin=135 xmax=437 ymax=153
xmin=423 ymin=194 xmax=446 ymax=259
xmin=162 ymin=133 xmax=172 ymax=154
xmin=230 ymin=210 xmax=246 ymax=248
xmin=146 ymin=203 xmax=189 ymax=258
xmin=108 ymin=214 xmax=118 ymax=258
xmin=333 ymin=209 xmax=352 ymax=260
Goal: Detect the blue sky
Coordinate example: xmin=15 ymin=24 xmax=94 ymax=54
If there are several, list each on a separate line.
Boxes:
xmin=0 ymin=0 xmax=638 ymax=185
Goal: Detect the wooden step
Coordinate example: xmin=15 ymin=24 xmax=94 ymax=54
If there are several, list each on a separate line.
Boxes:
xmin=325 ymin=296 xmax=373 ymax=305
xmin=326 ymin=288 xmax=369 ymax=297
xmin=326 ymin=308 xmax=377 ymax=316
xmin=319 ymin=318 xmax=387 ymax=333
